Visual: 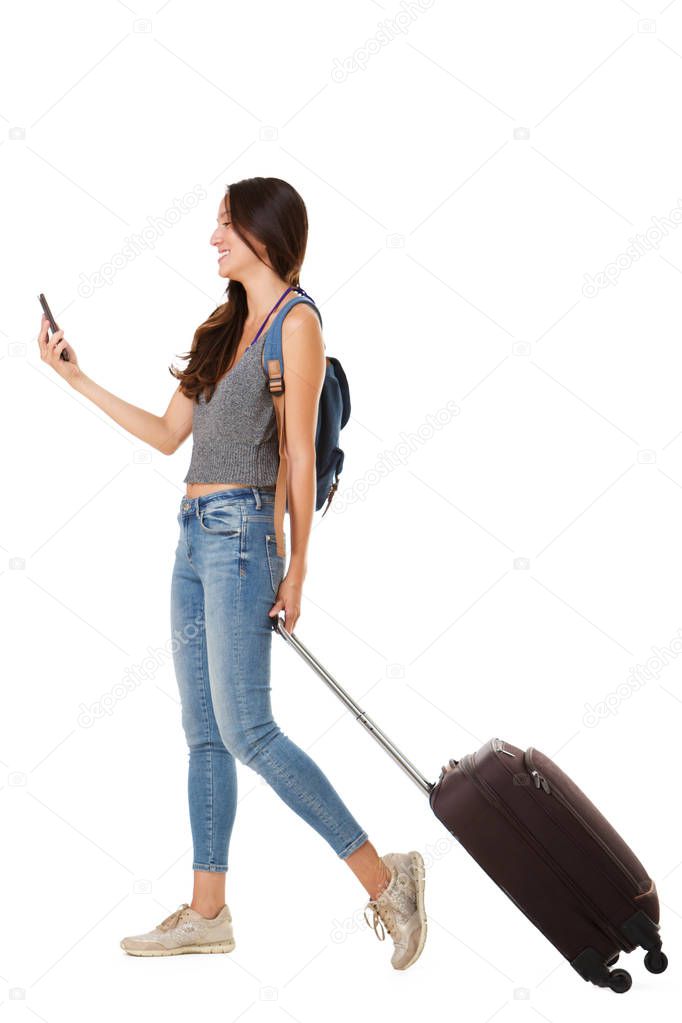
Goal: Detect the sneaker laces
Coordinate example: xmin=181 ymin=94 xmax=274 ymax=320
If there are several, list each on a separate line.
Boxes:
xmin=364 ymin=900 xmax=396 ymax=942
xmin=158 ymin=903 xmax=190 ymax=931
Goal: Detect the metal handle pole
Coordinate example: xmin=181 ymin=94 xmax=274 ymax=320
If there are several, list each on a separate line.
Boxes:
xmin=272 ymin=615 xmax=434 ymax=796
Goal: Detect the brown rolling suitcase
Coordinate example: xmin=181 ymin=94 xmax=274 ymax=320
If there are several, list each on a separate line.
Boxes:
xmin=272 ymin=617 xmax=667 ymax=993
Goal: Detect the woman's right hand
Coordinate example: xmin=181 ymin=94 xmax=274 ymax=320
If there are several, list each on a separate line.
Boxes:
xmin=38 ymin=314 xmax=81 ymax=384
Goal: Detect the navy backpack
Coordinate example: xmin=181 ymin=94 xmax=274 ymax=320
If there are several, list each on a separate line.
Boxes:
xmin=261 ymin=289 xmax=350 ymax=556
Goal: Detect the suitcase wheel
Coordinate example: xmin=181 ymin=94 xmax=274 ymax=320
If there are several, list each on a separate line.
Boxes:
xmin=573 ymin=948 xmax=633 ymax=992
xmin=608 ymin=969 xmax=632 ymax=994
xmin=644 ymin=948 xmax=668 ymax=974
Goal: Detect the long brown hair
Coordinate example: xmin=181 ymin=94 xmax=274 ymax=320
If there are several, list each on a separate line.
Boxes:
xmin=169 ymin=176 xmax=309 ymax=403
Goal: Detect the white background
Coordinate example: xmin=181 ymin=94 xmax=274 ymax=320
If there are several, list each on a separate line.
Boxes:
xmin=1 ymin=0 xmax=681 ymax=1018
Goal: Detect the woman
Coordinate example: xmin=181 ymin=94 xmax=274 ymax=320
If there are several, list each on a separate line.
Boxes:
xmin=37 ymin=176 xmax=427 ymax=970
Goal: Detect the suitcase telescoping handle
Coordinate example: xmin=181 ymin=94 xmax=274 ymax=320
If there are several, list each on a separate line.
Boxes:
xmin=272 ymin=614 xmax=435 ymax=796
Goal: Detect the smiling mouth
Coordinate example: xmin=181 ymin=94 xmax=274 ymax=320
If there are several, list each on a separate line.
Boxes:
xmin=218 ymin=250 xmax=230 ymax=261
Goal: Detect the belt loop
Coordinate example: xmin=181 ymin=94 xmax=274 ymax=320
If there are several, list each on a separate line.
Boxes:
xmin=252 ymin=486 xmax=262 ymax=509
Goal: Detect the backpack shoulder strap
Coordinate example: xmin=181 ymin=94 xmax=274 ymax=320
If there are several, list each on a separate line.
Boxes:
xmin=261 ymin=295 xmax=323 ymax=381
xmin=262 ymin=294 xmax=323 ymax=559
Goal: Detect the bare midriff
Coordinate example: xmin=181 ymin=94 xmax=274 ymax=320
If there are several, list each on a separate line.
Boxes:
xmin=185 ymin=482 xmax=276 ymax=497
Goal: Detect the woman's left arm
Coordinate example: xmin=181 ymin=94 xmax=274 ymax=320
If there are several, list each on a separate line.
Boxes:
xmin=272 ymin=303 xmax=325 ymax=629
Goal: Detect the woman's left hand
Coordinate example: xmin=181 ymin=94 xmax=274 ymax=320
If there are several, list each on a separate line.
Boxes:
xmin=269 ymin=573 xmax=303 ymax=634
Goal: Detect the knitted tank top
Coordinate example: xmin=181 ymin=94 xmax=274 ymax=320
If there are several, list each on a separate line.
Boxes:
xmin=183 ymin=329 xmax=279 ymax=486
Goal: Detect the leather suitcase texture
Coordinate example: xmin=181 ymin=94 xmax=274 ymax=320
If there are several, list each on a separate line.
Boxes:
xmin=429 ymin=737 xmax=666 ymax=992
xmin=271 ymin=617 xmax=668 ymax=993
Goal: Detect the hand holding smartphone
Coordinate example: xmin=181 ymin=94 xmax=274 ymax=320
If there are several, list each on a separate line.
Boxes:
xmin=38 ymin=293 xmax=69 ymax=361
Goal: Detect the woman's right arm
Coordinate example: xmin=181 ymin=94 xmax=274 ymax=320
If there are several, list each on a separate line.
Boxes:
xmin=38 ymin=314 xmax=193 ymax=455
xmin=71 ymin=373 xmax=193 ymax=455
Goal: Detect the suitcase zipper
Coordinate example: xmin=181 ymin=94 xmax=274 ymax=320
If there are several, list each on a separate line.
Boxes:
xmin=523 ymin=748 xmax=643 ymax=894
xmin=459 ymin=752 xmax=625 ymax=950
xmin=492 ymin=737 xmax=516 ymax=757
xmin=529 ymin=768 xmax=551 ymax=794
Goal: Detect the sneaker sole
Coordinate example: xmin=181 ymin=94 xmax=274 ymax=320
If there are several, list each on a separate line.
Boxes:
xmin=121 ymin=938 xmax=236 ymax=956
xmin=397 ymin=851 xmax=427 ymax=971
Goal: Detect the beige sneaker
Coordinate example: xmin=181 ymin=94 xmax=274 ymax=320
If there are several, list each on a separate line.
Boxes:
xmin=120 ymin=902 xmax=235 ymax=956
xmin=364 ymin=851 xmax=427 ymax=970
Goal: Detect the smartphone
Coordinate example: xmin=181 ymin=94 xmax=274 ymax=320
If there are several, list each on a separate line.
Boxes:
xmin=38 ymin=293 xmax=69 ymax=361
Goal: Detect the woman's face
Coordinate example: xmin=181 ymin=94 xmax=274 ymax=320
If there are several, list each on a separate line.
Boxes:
xmin=211 ymin=199 xmax=239 ymax=279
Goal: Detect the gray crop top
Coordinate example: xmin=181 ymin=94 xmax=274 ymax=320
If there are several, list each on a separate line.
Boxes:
xmin=183 ymin=329 xmax=279 ymax=486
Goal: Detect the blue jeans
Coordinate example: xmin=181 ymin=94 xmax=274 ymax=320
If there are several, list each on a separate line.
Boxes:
xmin=170 ymin=485 xmax=369 ymax=872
